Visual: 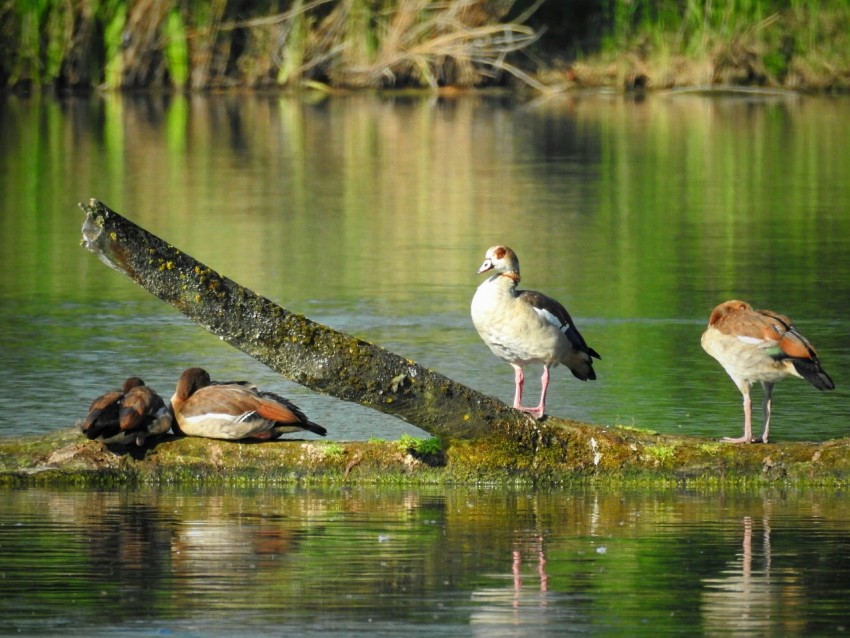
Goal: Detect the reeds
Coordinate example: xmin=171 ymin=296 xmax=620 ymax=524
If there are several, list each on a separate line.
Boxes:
xmin=0 ymin=0 xmax=542 ymax=91
xmin=2 ymin=0 xmax=849 ymax=92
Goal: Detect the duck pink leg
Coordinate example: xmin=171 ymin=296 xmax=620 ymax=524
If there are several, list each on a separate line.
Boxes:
xmin=723 ymin=384 xmax=755 ymax=443
xmin=756 ymin=382 xmax=774 ymax=444
xmin=512 ymin=365 xmax=548 ymax=419
xmin=518 ymin=366 xmax=549 ymax=420
xmin=511 ymin=364 xmax=525 ymax=410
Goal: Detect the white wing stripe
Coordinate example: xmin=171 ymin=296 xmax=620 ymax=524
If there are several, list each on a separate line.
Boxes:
xmin=184 ymin=412 xmax=246 ymax=424
xmin=533 ymin=306 xmax=567 ymax=331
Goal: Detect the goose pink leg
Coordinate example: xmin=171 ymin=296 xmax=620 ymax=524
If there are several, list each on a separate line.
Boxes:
xmin=723 ymin=384 xmax=754 ymax=443
xmin=757 ymin=382 xmax=774 ymax=444
xmin=512 ymin=365 xmax=549 ymax=419
xmin=512 ymin=365 xmax=525 ymax=410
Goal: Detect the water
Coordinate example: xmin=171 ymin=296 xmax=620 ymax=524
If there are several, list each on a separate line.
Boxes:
xmin=2 ymin=92 xmax=850 ymax=635
xmin=1 ymin=91 xmax=849 ymax=442
xmin=1 ymin=486 xmax=850 ymax=636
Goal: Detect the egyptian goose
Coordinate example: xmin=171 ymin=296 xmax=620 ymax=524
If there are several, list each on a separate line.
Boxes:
xmin=81 ymin=377 xmax=172 ymax=446
xmin=81 ymin=377 xmax=143 ymax=440
xmin=170 ymin=367 xmax=327 ymax=441
xmin=118 ymin=383 xmax=173 ymax=445
xmin=471 ymin=245 xmax=601 ymax=419
xmin=701 ymin=300 xmax=834 ymax=443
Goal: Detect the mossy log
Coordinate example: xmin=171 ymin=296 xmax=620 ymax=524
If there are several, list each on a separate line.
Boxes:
xmin=3 ymin=424 xmax=850 ymax=488
xmin=2 ymin=198 xmax=849 ymax=487
xmin=79 ymin=198 xmax=530 ymax=443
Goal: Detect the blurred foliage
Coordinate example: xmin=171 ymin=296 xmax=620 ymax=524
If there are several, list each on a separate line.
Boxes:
xmin=0 ymin=0 xmax=538 ymax=90
xmin=1 ymin=0 xmax=849 ymax=92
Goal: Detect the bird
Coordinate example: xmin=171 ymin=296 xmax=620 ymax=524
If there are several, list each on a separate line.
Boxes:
xmin=118 ymin=382 xmax=173 ymax=446
xmin=80 ymin=377 xmax=172 ymax=446
xmin=170 ymin=367 xmax=327 ymax=441
xmin=700 ymin=299 xmax=835 ymax=443
xmin=470 ymin=245 xmax=600 ymax=419
xmin=81 ymin=377 xmax=144 ymax=440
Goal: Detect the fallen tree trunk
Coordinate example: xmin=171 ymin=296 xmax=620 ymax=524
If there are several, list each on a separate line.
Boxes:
xmin=79 ymin=198 xmax=530 ymax=443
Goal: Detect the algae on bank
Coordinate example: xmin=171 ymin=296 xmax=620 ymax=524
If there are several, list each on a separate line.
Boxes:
xmin=3 ymin=422 xmax=850 ymax=488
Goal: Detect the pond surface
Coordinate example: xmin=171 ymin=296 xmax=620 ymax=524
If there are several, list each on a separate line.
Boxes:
xmin=2 ymin=486 xmax=850 ymax=637
xmin=1 ymin=91 xmax=850 ymax=635
xmin=1 ymin=90 xmax=849 ymax=442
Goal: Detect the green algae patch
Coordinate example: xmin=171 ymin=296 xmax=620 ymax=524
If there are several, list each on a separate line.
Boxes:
xmin=0 ymin=428 xmax=140 ymax=488
xmin=0 ymin=428 xmax=452 ymax=487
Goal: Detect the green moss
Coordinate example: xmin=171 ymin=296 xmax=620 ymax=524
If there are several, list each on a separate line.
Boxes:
xmin=3 ymin=425 xmax=850 ymax=488
xmin=698 ymin=443 xmax=723 ymax=456
xmin=311 ymin=442 xmax=346 ymax=460
xmin=644 ymin=444 xmax=677 ymax=465
xmin=396 ymin=434 xmax=442 ymax=456
xmin=615 ymin=424 xmax=658 ymax=436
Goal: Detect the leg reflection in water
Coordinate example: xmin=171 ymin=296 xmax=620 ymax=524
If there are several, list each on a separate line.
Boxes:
xmin=702 ymin=509 xmax=803 ymax=634
xmin=471 ymin=534 xmax=552 ymax=632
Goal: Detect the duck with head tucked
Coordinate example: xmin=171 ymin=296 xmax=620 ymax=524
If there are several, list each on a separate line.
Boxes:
xmin=81 ymin=377 xmax=172 ymax=446
xmin=701 ymin=299 xmax=834 ymax=443
xmin=170 ymin=367 xmax=327 ymax=441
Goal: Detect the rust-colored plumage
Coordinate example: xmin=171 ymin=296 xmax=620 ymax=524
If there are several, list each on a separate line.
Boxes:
xmin=81 ymin=377 xmax=172 ymax=446
xmin=170 ymin=367 xmax=327 ymax=441
xmin=81 ymin=377 xmax=145 ymax=439
xmin=701 ymin=300 xmax=834 ymax=443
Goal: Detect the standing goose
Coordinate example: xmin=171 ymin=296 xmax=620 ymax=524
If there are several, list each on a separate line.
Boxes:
xmin=471 ymin=245 xmax=600 ymax=419
xmin=701 ymin=300 xmax=834 ymax=443
xmin=170 ymin=367 xmax=327 ymax=441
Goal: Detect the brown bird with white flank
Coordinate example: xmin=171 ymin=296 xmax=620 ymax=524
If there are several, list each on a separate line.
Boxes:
xmin=701 ymin=300 xmax=834 ymax=443
xmin=471 ymin=245 xmax=600 ymax=419
xmin=170 ymin=367 xmax=327 ymax=441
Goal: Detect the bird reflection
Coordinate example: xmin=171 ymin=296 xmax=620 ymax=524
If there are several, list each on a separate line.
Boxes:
xmin=79 ymin=496 xmax=174 ymax=619
xmin=512 ymin=538 xmax=549 ymax=597
xmin=470 ymin=531 xmax=553 ymax=634
xmin=168 ymin=497 xmax=309 ymax=607
xmin=702 ymin=512 xmax=803 ymax=634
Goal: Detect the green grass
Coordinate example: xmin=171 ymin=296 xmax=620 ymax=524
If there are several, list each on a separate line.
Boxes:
xmin=588 ymin=0 xmax=850 ymax=90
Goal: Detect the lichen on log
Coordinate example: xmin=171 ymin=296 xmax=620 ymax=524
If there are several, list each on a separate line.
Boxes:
xmin=79 ymin=197 xmax=532 ymax=443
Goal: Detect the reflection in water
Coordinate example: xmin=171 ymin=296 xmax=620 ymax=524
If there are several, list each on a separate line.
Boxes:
xmin=703 ymin=515 xmax=774 ymax=633
xmin=469 ymin=534 xmax=558 ymax=637
xmin=702 ymin=511 xmax=807 ymax=636
xmin=2 ymin=487 xmax=850 ymax=635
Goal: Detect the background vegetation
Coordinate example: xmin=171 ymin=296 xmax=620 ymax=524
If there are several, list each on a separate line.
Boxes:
xmin=1 ymin=0 xmax=849 ymax=92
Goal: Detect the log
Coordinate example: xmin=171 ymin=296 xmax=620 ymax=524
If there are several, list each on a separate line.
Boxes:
xmin=3 ymin=423 xmax=850 ymax=488
xmin=79 ymin=198 xmax=532 ymax=443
